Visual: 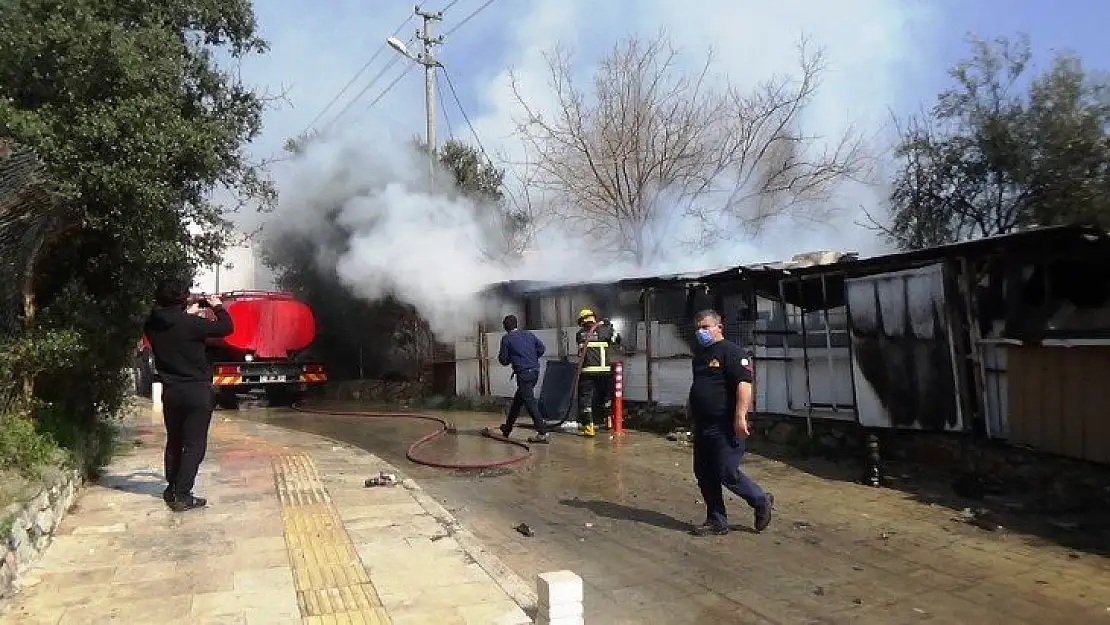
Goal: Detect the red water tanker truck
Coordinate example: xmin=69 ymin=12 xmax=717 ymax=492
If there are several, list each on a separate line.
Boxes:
xmin=135 ymin=290 xmax=327 ymax=409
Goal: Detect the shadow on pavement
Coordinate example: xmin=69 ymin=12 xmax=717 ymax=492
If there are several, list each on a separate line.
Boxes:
xmin=97 ymin=469 xmax=167 ymax=499
xmin=558 ymin=497 xmax=694 ymax=533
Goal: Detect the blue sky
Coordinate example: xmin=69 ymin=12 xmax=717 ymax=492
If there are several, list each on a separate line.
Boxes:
xmin=234 ymin=0 xmax=1110 ymax=262
xmin=913 ymin=1 xmax=1110 ymax=100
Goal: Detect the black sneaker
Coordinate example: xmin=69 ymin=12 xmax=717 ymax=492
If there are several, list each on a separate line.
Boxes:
xmin=754 ymin=493 xmax=775 ymax=533
xmin=162 ymin=485 xmax=174 ymax=504
xmin=527 ymin=434 xmax=550 ymax=444
xmin=690 ymin=522 xmax=729 ymax=536
xmin=169 ymin=494 xmax=208 ymax=512
xmin=499 ymin=424 xmax=512 ymax=438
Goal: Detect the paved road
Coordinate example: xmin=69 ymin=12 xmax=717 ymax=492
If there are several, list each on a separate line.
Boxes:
xmin=240 ymin=404 xmax=1110 ymax=624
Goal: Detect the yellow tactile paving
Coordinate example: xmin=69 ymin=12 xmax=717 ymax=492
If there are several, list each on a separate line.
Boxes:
xmin=272 ymin=453 xmax=393 ymax=625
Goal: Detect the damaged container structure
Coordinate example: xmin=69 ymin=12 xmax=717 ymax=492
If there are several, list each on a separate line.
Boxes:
xmin=135 ymin=291 xmax=328 ymax=409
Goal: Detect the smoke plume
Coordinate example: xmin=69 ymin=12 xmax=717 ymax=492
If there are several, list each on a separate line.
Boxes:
xmin=264 ymin=124 xmax=892 ymax=341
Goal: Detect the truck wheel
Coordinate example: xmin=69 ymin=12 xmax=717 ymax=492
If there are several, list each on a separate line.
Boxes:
xmin=216 ymin=389 xmax=239 ymax=410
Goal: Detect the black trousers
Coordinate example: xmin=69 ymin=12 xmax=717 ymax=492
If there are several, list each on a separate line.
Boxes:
xmin=163 ymin=383 xmax=215 ymax=497
xmin=504 ymin=370 xmax=546 ymax=435
xmin=577 ymin=373 xmax=611 ymax=424
xmin=692 ymin=427 xmax=769 ymax=528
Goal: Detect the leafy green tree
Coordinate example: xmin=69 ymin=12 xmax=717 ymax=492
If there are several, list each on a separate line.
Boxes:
xmin=0 ymin=0 xmax=272 ymax=467
xmin=880 ymin=34 xmax=1110 ymax=250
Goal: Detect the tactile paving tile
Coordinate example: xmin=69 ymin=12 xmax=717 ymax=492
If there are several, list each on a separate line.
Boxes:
xmin=272 ymin=454 xmax=392 ymax=625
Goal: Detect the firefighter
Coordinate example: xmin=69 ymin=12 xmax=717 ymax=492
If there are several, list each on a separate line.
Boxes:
xmin=574 ymin=307 xmax=621 ymax=437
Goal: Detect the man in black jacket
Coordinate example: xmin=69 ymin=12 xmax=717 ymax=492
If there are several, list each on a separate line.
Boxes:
xmin=144 ymin=277 xmax=233 ymax=512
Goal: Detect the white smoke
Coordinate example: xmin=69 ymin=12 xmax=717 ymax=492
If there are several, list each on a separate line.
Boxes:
xmin=256 ymin=0 xmax=943 ymax=340
xmin=266 ymin=134 xmax=503 ymax=338
xmin=267 ymin=128 xmax=862 ymax=341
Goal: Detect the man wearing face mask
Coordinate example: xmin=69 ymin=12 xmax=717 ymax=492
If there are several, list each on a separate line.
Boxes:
xmin=687 ymin=309 xmax=773 ymax=536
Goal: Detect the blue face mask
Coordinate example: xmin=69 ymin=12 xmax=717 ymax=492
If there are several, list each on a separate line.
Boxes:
xmin=695 ymin=328 xmax=715 ymax=347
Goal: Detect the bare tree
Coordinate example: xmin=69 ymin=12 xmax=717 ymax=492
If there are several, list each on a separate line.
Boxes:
xmin=509 ymin=30 xmax=870 ymax=265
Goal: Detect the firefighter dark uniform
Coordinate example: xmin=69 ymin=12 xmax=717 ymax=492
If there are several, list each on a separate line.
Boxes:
xmin=688 ymin=332 xmax=773 ymax=535
xmin=574 ymin=308 xmax=620 ymax=437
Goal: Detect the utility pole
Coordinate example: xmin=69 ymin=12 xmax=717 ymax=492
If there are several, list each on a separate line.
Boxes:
xmin=415 ymin=6 xmax=442 ymax=182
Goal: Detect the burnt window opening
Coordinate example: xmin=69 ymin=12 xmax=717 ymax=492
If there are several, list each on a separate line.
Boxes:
xmin=987 ymin=252 xmax=1110 ymax=340
xmin=756 ymin=279 xmax=850 ymax=349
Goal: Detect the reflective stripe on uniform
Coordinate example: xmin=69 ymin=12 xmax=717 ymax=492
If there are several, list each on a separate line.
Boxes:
xmin=581 ymin=340 xmax=611 ymax=373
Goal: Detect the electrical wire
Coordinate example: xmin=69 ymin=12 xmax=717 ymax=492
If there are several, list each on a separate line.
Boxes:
xmin=442 ymin=0 xmax=498 ymax=38
xmin=438 ymin=0 xmax=462 ymax=11
xmin=437 ymin=76 xmax=455 ymax=140
xmin=439 ymin=66 xmax=491 ymax=162
xmin=320 ymin=40 xmax=414 ymax=132
xmin=300 ymin=14 xmax=414 ymax=136
xmin=349 ymin=64 xmax=418 ymax=125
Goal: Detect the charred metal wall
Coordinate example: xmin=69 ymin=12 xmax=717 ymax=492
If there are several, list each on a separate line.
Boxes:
xmin=846 ymin=263 xmax=963 ymax=431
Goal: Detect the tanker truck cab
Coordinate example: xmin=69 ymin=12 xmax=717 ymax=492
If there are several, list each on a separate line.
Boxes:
xmin=200 ymin=290 xmax=327 ymax=410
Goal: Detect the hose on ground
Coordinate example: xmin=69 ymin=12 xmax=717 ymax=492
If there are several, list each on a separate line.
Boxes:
xmin=290 ymin=403 xmax=533 ymax=470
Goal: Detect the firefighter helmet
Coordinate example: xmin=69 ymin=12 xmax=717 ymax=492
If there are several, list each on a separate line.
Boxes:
xmin=576 ymin=308 xmax=596 ymax=325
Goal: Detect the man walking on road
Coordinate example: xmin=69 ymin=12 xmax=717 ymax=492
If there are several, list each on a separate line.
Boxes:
xmin=497 ymin=314 xmax=551 ymax=444
xmin=687 ymin=309 xmax=773 ymax=536
xmin=144 ymin=277 xmax=233 ymax=512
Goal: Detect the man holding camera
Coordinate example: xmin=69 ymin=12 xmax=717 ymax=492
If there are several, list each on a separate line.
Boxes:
xmin=144 ymin=278 xmax=233 ymax=512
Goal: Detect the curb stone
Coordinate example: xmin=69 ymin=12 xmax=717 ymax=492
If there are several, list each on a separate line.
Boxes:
xmin=401 ymin=477 xmax=539 ymax=612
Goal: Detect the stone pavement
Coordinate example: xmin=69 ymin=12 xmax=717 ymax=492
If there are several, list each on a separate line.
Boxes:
xmin=0 ymin=410 xmax=533 ymax=625
xmin=263 ymin=406 xmax=1110 ymax=624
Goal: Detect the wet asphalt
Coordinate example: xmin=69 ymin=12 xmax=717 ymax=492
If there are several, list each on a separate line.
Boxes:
xmin=234 ymin=401 xmax=1110 ymax=625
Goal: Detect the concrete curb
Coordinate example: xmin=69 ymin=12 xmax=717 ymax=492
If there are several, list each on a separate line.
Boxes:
xmin=243 ymin=419 xmax=539 ymax=615
xmin=400 ymin=478 xmax=539 ymax=613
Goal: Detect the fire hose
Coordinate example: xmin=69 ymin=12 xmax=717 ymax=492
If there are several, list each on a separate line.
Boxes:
xmin=290 ymin=403 xmax=533 ymax=470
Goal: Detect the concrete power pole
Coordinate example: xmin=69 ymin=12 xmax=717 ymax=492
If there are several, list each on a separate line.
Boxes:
xmin=415 ymin=6 xmax=442 ymax=182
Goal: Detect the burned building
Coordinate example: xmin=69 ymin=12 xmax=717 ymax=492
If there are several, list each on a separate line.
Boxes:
xmin=453 ymin=225 xmax=1110 ymax=464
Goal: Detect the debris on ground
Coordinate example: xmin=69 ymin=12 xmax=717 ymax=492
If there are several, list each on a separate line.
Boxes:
xmin=365 ymin=471 xmax=398 ymax=487
xmin=957 ymin=507 xmax=1003 ymax=531
xmin=514 ymin=523 xmax=535 ymax=537
xmin=666 ymin=429 xmax=691 ymax=443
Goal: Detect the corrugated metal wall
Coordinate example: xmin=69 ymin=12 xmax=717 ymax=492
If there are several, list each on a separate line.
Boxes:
xmin=1006 ymin=346 xmax=1110 ymax=464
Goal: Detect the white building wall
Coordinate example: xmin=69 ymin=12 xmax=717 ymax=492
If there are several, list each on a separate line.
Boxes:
xmin=193 ymin=240 xmax=276 ymax=293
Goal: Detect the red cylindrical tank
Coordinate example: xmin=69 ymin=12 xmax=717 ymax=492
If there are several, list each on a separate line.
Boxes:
xmin=212 ymin=293 xmax=317 ymax=359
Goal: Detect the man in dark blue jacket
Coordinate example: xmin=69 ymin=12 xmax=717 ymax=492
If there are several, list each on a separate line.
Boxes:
xmin=497 ymin=314 xmax=551 ymax=443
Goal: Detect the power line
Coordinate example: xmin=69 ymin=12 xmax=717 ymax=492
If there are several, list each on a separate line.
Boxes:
xmin=439 ymin=66 xmax=491 ymax=162
xmin=439 ymin=0 xmax=462 ymax=11
xmin=350 ymin=65 xmax=419 ymax=125
xmin=442 ymin=0 xmax=498 ymax=38
xmin=300 ymin=14 xmax=414 ymax=136
xmin=319 ymin=37 xmax=415 ymax=133
xmin=437 ymin=78 xmax=455 ymax=140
